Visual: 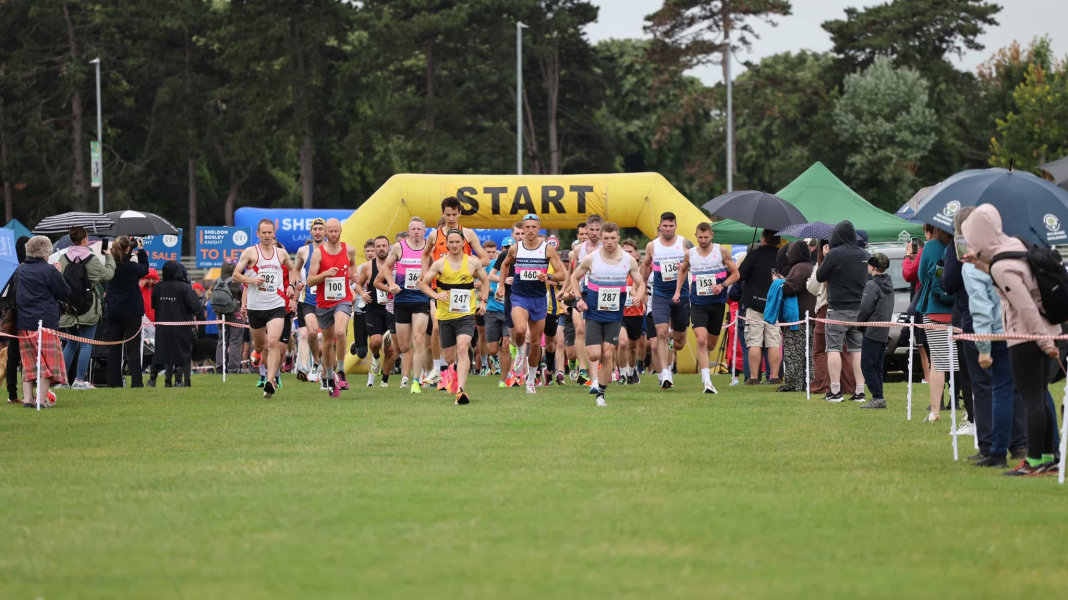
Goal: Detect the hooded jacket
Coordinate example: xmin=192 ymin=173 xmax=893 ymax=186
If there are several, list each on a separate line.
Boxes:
xmin=815 ymin=221 xmax=869 ymax=311
xmin=961 ymin=204 xmax=1060 ymax=352
xmin=781 ymin=241 xmax=816 ymax=318
xmin=58 ymin=247 xmax=116 ymax=328
xmin=15 ymin=257 xmax=70 ymax=331
xmin=105 ymin=248 xmax=150 ymax=320
xmin=152 ymin=261 xmax=199 ymax=366
xmin=857 ymin=272 xmax=894 ymax=342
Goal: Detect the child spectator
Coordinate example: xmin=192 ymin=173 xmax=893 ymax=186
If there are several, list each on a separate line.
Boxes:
xmin=857 ymin=253 xmax=894 ymax=408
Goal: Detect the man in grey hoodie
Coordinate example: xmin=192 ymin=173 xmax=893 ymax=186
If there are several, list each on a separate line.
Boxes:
xmin=856 ymin=253 xmax=894 ymax=408
xmin=815 ymin=220 xmax=869 ymax=402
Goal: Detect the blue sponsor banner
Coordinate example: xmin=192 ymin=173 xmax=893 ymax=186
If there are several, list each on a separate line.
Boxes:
xmin=234 ymin=208 xmax=352 ymax=253
xmin=196 ymin=226 xmax=254 ymax=268
xmin=140 ymin=229 xmax=182 ymax=269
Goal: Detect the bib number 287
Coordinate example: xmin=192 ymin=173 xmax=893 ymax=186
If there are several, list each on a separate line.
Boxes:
xmin=597 ymin=288 xmax=620 ymax=312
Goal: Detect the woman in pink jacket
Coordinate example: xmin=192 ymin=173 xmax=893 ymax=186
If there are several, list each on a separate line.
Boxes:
xmin=962 ymin=205 xmax=1060 ymax=476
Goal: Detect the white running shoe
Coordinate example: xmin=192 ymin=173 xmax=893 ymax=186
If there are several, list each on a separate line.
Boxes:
xmin=380 ymin=381 xmax=390 ymax=388
xmin=595 ymin=393 xmax=606 ymax=407
xmin=703 ymin=382 xmax=717 ymax=394
xmin=952 ymin=421 xmax=976 ymax=436
xmin=371 ymin=355 xmax=381 ymax=376
xmin=319 ymin=375 xmax=328 ymax=391
xmin=400 ymin=376 xmax=409 ymax=389
xmin=423 ymin=372 xmax=442 ymax=386
xmin=308 ymin=364 xmax=320 ymax=381
xmin=526 ymin=384 xmax=537 ymax=394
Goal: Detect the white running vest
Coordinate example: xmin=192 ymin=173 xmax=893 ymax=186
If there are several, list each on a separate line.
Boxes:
xmin=247 ymin=245 xmax=286 ymax=311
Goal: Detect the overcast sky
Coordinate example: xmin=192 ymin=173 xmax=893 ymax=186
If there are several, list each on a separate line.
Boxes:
xmin=586 ymin=0 xmax=1066 ymax=85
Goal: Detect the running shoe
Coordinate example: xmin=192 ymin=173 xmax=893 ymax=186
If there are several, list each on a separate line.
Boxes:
xmin=596 ymin=393 xmax=606 ymax=407
xmin=555 ymin=371 xmax=565 ymax=386
xmin=498 ymin=381 xmax=507 ymax=388
xmin=336 ymin=372 xmax=349 ymax=391
xmin=526 ymin=383 xmax=537 ymax=394
xmin=611 ymin=368 xmax=619 ymax=383
xmin=263 ymin=380 xmax=276 ymax=399
xmin=423 ymin=371 xmax=442 ymax=386
xmin=296 ymin=371 xmax=308 ymax=382
xmin=822 ymin=391 xmax=843 ymax=403
xmin=588 ymin=383 xmax=600 ymax=395
xmin=660 ymin=378 xmax=673 ymax=390
xmin=256 ymin=375 xmax=267 ymax=388
xmin=250 ymin=350 xmax=263 ymax=368
xmin=568 ymin=359 xmax=578 ymax=373
xmin=350 ymin=341 xmax=359 ymax=355
xmin=448 ymin=367 xmax=460 ymax=394
xmin=455 ymin=389 xmax=470 ymax=405
xmin=850 ymin=392 xmax=866 ymax=403
xmin=410 ymin=380 xmax=422 ymax=394
xmin=274 ymin=376 xmax=282 ymax=389
xmin=309 ymin=364 xmax=320 ymax=382
xmin=703 ymin=382 xmax=717 ymax=394
xmin=71 ymin=380 xmax=95 ymax=390
xmin=400 ymin=376 xmax=409 ymax=389
xmin=380 ymin=380 xmax=390 ymax=388
xmin=371 ymin=355 xmax=382 ymax=376
xmin=576 ymin=370 xmax=589 ymax=386
xmin=922 ymin=413 xmax=941 ymax=423
xmin=1003 ymin=459 xmax=1052 ymax=476
xmin=628 ymin=372 xmax=640 ymax=385
xmin=330 ymin=379 xmax=341 ymax=399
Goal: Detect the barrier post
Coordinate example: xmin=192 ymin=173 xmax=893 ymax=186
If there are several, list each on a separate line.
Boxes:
xmin=221 ymin=319 xmax=227 ymax=383
xmin=1059 ymin=378 xmax=1067 ymax=485
xmin=948 ymin=326 xmax=959 ymax=461
xmin=140 ymin=316 xmax=146 ymax=378
xmin=35 ymin=320 xmax=43 ymax=411
xmin=805 ymin=311 xmax=810 ymax=400
xmin=730 ymin=316 xmax=738 ymax=386
xmin=907 ymin=316 xmax=914 ymax=422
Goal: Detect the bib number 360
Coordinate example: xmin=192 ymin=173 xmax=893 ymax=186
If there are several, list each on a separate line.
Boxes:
xmin=405 ymin=269 xmax=421 ymax=290
xmin=597 ymin=288 xmax=621 ymax=312
xmin=449 ymin=289 xmax=471 ymax=313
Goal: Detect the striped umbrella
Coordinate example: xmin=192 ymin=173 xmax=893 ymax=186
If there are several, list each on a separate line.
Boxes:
xmin=32 ymin=212 xmax=115 ymax=235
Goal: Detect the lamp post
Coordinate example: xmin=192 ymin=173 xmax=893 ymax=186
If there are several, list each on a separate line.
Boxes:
xmin=516 ymin=21 xmax=528 ymax=175
xmin=89 ymin=57 xmax=103 ymax=213
xmin=724 ymin=32 xmax=733 ymax=193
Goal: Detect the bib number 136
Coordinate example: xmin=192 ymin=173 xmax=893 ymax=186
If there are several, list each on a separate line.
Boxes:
xmin=661 ymin=260 xmax=680 ymax=281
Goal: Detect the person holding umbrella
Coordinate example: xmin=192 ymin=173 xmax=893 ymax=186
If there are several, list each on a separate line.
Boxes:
xmin=104 ymin=236 xmax=150 ymax=388
xmin=57 ymin=226 xmax=116 ymax=390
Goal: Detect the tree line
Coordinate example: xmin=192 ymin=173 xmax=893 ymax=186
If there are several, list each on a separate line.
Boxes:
xmin=1 ymin=0 xmax=1064 ymax=250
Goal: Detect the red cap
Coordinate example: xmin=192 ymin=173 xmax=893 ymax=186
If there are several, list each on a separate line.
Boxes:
xmin=192 ymin=283 xmax=206 ymax=292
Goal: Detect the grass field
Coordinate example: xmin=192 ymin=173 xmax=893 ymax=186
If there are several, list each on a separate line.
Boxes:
xmin=2 ymin=372 xmax=1067 ymax=599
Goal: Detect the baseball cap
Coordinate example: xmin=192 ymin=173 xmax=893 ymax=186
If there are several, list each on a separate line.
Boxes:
xmin=867 ymin=253 xmax=889 ymax=271
xmin=502 ymin=237 xmax=515 ymax=248
xmin=310 ymin=217 xmax=326 ymax=228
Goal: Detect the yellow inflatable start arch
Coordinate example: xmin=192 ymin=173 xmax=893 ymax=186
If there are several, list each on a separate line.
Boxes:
xmin=341 ymin=173 xmax=724 ymax=374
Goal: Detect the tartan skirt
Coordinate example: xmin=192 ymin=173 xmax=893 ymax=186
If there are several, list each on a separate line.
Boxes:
xmin=18 ymin=329 xmax=68 ymax=385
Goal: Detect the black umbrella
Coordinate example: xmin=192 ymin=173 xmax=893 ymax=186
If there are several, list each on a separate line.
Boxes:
xmin=100 ymin=210 xmax=179 ymax=237
xmin=913 ymin=167 xmax=1068 ymax=246
xmin=776 ymin=221 xmax=836 ymax=240
xmin=1040 ymin=156 xmax=1068 ymax=193
xmin=53 ymin=233 xmax=105 ymax=250
xmin=702 ymin=190 xmax=808 ymax=231
xmin=32 ymin=212 xmax=115 ymax=235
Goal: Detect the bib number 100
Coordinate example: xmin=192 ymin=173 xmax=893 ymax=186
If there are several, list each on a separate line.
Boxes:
xmin=325 ymin=277 xmax=346 ymax=301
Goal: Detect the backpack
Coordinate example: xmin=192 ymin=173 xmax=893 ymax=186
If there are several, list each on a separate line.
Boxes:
xmin=210 ymin=277 xmax=239 ymax=315
xmin=990 ymin=238 xmax=1068 ymax=325
xmin=62 ymin=256 xmax=94 ymax=317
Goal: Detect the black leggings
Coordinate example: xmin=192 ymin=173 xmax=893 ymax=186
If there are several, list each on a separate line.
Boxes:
xmin=1008 ymin=342 xmax=1058 ymax=460
xmin=6 ymin=337 xmax=20 ymax=400
xmin=106 ymin=316 xmax=144 ymax=388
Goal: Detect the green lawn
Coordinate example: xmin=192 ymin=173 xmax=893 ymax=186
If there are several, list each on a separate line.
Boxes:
xmin=1 ymin=373 xmax=1066 ymax=599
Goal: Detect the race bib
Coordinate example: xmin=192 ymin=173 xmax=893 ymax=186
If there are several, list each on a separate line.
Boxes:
xmin=695 ymin=274 xmax=716 ymax=296
xmin=324 ymin=277 xmax=346 ymax=301
xmin=627 ymin=289 xmax=641 ymax=307
xmin=449 ymin=289 xmax=472 ymax=313
xmin=661 ymin=260 xmax=680 ymax=282
xmin=404 ymin=269 xmax=421 ymax=290
xmin=376 ymin=288 xmax=388 ymax=304
xmin=518 ymin=269 xmax=541 ymax=282
xmin=597 ymin=287 xmax=621 ymax=312
xmin=260 ymin=272 xmax=278 ymax=293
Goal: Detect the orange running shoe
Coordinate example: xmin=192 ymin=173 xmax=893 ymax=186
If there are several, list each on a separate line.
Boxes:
xmin=250 ymin=350 xmax=263 ymax=368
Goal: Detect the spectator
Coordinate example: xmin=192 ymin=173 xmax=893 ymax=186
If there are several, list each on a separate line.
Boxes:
xmin=962 ymin=205 xmax=1061 ymax=475
xmin=806 ymin=242 xmax=857 ymax=395
xmin=857 ymin=253 xmax=894 ymax=408
xmin=151 ymin=260 xmax=200 ymax=388
xmin=104 ymin=236 xmax=150 ymax=388
xmin=2 ymin=236 xmax=30 ymax=403
xmin=815 ymin=221 xmax=869 ymax=402
xmin=942 ymin=211 xmax=985 ymax=446
xmin=140 ymin=268 xmax=159 ymax=322
xmin=736 ymin=231 xmax=782 ymax=385
xmin=903 ymin=236 xmax=932 ymax=382
xmin=213 ymin=260 xmax=245 ymax=374
xmin=777 ymin=240 xmax=815 ymax=392
xmin=956 ymin=207 xmax=1027 ymax=467
xmin=57 ymin=227 xmax=116 ymax=390
xmin=915 ymin=223 xmax=956 ymax=423
xmin=15 ymin=236 xmax=70 ymax=407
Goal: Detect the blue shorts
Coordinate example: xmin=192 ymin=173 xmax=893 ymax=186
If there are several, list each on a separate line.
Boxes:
xmin=511 ymin=293 xmax=548 ymax=322
xmin=651 ymin=295 xmax=690 ymax=331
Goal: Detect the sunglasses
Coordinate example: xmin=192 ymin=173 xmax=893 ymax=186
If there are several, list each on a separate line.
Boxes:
xmin=523 ymin=214 xmax=540 ymax=221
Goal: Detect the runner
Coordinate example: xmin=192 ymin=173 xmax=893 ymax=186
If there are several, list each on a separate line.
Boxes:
xmin=564 ymin=215 xmax=602 ymax=385
xmin=418 ymin=229 xmax=490 ymax=404
xmin=475 ymin=241 xmax=499 ymax=375
xmin=305 ymin=218 xmax=357 ymax=398
xmin=491 ymin=221 xmax=526 ymax=387
xmin=544 ymin=236 xmax=567 ymax=385
xmin=375 ymin=217 xmax=432 ymax=394
xmin=618 ymin=239 xmax=646 ymax=385
xmin=294 ymin=217 xmax=326 ymax=385
xmin=686 ymin=222 xmax=739 ymax=394
xmin=497 ymin=214 xmax=566 ymax=394
xmin=642 ymin=212 xmax=691 ymax=390
xmin=355 ymin=235 xmax=398 ymax=387
xmin=569 ymin=222 xmax=645 ymax=406
xmin=486 ymin=238 xmax=515 ymax=387
xmin=233 ymin=219 xmax=298 ymax=399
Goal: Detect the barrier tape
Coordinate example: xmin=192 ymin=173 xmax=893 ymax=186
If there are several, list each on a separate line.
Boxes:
xmin=0 ymin=331 xmax=38 ymax=340
xmin=49 ymin=323 xmax=144 ymax=346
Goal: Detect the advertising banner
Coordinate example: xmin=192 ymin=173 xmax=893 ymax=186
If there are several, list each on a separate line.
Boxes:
xmin=196 ymin=226 xmax=253 ymax=268
xmin=140 ymin=229 xmax=182 ymax=269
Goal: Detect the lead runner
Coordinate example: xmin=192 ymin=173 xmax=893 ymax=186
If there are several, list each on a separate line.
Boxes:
xmin=233 ymin=219 xmax=298 ymax=399
xmin=306 ymin=218 xmax=357 ymax=398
